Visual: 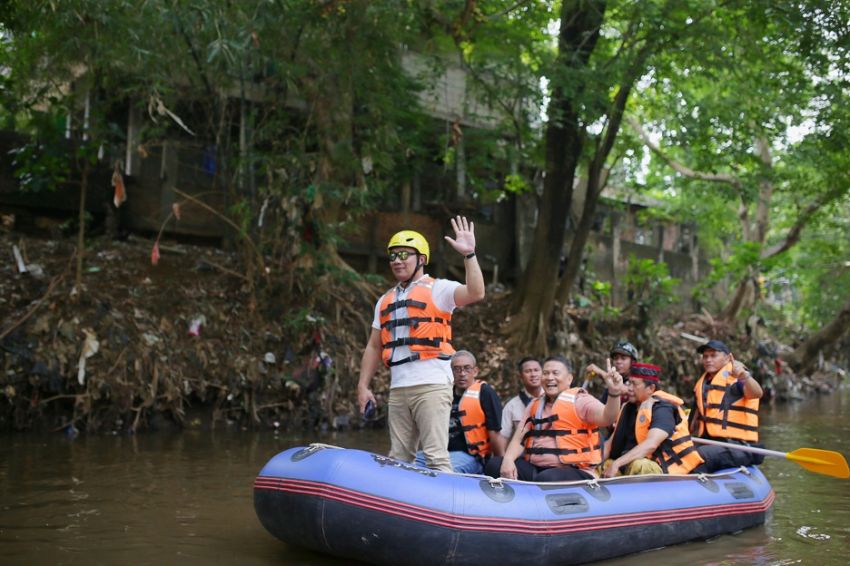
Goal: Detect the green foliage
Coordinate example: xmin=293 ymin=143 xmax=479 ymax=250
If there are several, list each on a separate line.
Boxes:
xmin=503 ymin=173 xmax=529 ymax=195
xmin=624 ymin=256 xmax=680 ymax=315
xmin=591 ymin=280 xmax=612 ymax=302
xmin=8 ymin=110 xmax=72 ymax=192
xmin=769 ymin=194 xmax=850 ymax=328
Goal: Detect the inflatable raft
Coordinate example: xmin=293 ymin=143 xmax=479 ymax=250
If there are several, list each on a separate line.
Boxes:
xmin=254 ymin=444 xmax=774 ymax=565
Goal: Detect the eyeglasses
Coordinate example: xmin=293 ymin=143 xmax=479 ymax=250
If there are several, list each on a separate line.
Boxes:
xmin=451 ymin=365 xmax=476 ymax=374
xmin=388 ymin=251 xmax=415 ymax=262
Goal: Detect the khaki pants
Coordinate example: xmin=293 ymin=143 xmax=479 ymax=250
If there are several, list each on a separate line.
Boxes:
xmin=388 ymin=383 xmax=452 ymax=472
xmin=602 ymin=458 xmax=663 ymax=476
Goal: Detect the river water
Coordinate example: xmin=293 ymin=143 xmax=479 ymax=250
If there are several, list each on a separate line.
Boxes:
xmin=2 ymin=391 xmax=848 ymax=565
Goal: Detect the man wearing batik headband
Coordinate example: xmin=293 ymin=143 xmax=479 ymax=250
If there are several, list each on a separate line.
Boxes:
xmin=603 ymin=363 xmax=706 ymax=477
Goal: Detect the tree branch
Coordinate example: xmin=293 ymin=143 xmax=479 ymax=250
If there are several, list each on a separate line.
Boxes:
xmin=761 ymin=196 xmax=829 ymax=259
xmin=627 ymin=116 xmax=743 ymax=190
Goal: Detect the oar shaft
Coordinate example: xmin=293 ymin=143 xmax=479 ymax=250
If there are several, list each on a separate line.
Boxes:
xmin=692 ymin=437 xmax=786 ymax=459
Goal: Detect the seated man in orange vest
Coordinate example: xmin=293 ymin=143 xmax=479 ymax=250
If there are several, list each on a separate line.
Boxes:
xmin=603 ymin=363 xmax=706 ymax=477
xmin=689 ymin=340 xmax=764 ymax=471
xmin=485 ymin=355 xmax=625 ymax=482
xmin=415 ymin=350 xmax=504 ymax=473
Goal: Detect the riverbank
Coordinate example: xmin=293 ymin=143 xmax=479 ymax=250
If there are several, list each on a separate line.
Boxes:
xmin=1 ymin=231 xmax=844 ymax=433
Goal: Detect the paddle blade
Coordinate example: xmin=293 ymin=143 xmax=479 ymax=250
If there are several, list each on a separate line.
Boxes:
xmin=787 ymin=448 xmax=850 ymax=479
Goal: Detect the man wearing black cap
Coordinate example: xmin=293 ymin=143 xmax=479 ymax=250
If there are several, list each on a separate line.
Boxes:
xmin=690 ymin=339 xmax=764 ymax=470
xmin=584 ymin=341 xmax=638 ymax=401
xmin=603 ymin=363 xmax=705 ymax=477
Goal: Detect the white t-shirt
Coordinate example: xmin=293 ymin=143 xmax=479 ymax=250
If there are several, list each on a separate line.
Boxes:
xmin=501 ymin=394 xmax=528 ymax=440
xmin=372 ymin=275 xmax=461 ymax=389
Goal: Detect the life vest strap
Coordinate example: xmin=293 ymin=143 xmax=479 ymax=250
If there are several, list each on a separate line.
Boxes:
xmin=381 ymin=316 xmax=451 ymax=330
xmin=384 ymin=336 xmax=446 ymax=349
xmin=380 ymin=299 xmax=428 ymax=317
xmin=706 ymin=403 xmax=759 ymax=415
xmin=525 ymin=446 xmax=597 ymax=456
xmin=387 ymin=353 xmax=420 ymax=367
xmin=668 ymin=436 xmax=691 ymax=447
xmin=526 ymin=415 xmax=558 ymax=426
xmin=523 ymin=428 xmax=595 ymax=438
xmin=702 ymin=416 xmax=758 ymax=432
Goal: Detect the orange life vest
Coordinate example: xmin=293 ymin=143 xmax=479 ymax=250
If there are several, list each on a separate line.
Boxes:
xmin=693 ymin=363 xmax=759 ymax=442
xmin=635 ymin=390 xmax=704 ymax=475
xmin=455 ymin=381 xmax=491 ymax=458
xmin=378 ymin=276 xmax=454 ymax=367
xmin=522 ymin=388 xmax=602 ymax=468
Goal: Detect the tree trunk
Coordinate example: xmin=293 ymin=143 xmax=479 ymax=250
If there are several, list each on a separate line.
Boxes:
xmin=718 ymin=275 xmax=756 ymax=322
xmin=785 ymin=295 xmax=850 ymax=372
xmin=719 ymin=134 xmax=773 ymax=323
xmin=508 ymin=0 xmax=606 ymax=354
xmin=555 ymin=43 xmax=650 ymax=306
xmin=556 ymin=181 xmax=599 ymax=305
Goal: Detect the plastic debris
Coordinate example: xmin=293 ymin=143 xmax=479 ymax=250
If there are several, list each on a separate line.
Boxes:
xmin=151 ymin=241 xmax=160 ymax=265
xmin=264 ymin=352 xmax=276 ymax=364
xmin=188 ymin=315 xmax=206 ymax=337
xmin=77 ymin=329 xmax=100 ymax=385
xmin=12 ymin=244 xmax=27 ymax=273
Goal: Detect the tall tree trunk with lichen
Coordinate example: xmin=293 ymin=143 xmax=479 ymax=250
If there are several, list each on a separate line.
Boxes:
xmin=507 ymin=0 xmax=606 ymax=354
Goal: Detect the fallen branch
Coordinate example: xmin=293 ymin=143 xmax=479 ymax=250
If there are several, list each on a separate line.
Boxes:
xmin=171 ymin=187 xmax=267 ymax=277
xmin=198 ymin=257 xmax=250 ymax=282
xmin=0 ymin=251 xmax=74 ymax=342
xmin=39 ymin=393 xmax=91 ymax=406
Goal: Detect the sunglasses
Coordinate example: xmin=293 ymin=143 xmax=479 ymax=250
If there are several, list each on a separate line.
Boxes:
xmin=388 ymin=251 xmax=415 ymax=262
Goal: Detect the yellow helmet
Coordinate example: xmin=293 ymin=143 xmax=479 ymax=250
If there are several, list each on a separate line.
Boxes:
xmin=387 ymin=230 xmax=430 ymax=264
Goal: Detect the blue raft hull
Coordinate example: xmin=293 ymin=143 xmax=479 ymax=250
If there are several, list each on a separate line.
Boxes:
xmin=254 ymin=445 xmax=774 ymax=565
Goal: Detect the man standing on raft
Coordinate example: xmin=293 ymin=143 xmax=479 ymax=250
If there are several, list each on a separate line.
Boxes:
xmin=357 ymin=216 xmax=485 ymax=472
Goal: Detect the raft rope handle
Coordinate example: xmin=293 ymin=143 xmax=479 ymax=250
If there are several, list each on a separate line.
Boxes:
xmin=308 ymin=442 xmax=345 ymax=450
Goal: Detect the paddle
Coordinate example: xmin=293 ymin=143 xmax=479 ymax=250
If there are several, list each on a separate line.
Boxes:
xmin=693 ymin=437 xmax=850 ymax=479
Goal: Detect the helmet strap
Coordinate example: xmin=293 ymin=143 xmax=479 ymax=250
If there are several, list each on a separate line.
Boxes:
xmin=402 ymin=254 xmax=424 ymax=288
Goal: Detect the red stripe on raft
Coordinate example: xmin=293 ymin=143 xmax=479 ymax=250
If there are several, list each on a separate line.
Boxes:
xmin=254 ymin=477 xmax=774 ymax=535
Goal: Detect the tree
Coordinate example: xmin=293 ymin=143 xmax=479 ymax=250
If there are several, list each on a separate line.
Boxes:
xmin=2 ymin=1 xmax=438 ymax=306
xmin=501 ymin=0 xmax=604 ymax=353
xmin=627 ymin=0 xmax=850 ymax=324
xmin=508 ymin=0 xmax=724 ymax=353
xmin=0 ymin=1 xmax=145 ymax=294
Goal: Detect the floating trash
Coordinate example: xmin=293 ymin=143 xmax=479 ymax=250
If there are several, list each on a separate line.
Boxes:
xmin=796 ymin=525 xmax=830 ymax=541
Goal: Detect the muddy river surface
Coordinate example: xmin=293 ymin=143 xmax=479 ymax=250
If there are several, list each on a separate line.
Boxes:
xmin=2 ymin=391 xmax=848 ymax=565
